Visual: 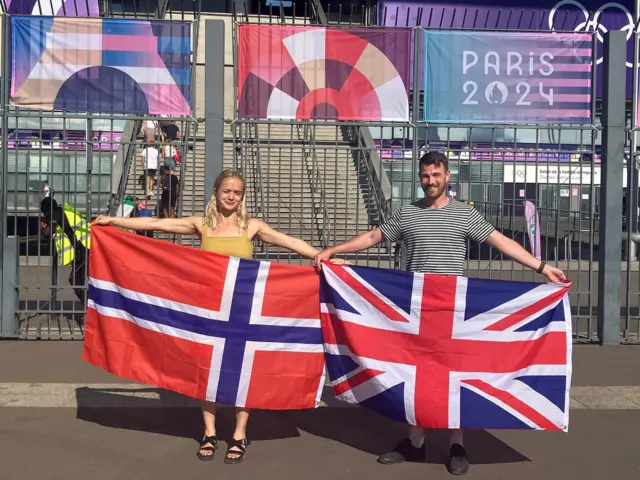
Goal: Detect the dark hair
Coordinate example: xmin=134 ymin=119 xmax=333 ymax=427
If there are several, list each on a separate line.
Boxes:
xmin=418 ymin=151 xmax=449 ymax=172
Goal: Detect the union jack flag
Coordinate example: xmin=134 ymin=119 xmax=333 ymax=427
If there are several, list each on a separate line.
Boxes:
xmin=319 ymin=262 xmax=572 ymax=431
xmin=83 ymin=226 xmax=326 ymax=410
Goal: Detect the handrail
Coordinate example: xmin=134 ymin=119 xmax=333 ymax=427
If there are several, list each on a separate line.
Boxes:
xmin=251 ymin=123 xmax=266 ymax=219
xmin=302 ymin=123 xmax=331 ymax=249
xmin=341 ymin=125 xmax=392 ymax=225
xmin=109 ymin=118 xmax=142 ymax=215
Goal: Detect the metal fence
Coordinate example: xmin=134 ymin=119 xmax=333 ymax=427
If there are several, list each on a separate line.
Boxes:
xmin=0 ymin=0 xmax=202 ymax=339
xmin=0 ymin=0 xmax=638 ymax=345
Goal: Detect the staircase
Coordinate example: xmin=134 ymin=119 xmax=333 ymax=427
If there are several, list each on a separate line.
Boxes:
xmin=224 ymin=122 xmax=385 ymax=261
xmin=120 ymin=126 xmax=204 ymax=247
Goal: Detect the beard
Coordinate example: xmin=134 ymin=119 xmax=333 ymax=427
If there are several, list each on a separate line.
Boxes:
xmin=422 ymin=184 xmax=446 ymax=199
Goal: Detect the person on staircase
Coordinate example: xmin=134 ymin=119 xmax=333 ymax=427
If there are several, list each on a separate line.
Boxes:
xmin=160 ymin=164 xmax=180 ymax=219
xmin=139 ymin=140 xmax=159 ymax=198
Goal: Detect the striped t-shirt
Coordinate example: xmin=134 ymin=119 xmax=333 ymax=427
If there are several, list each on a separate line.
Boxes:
xmin=379 ymin=199 xmax=495 ymax=276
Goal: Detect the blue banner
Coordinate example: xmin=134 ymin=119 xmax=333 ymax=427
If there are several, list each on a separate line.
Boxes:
xmin=423 ymin=31 xmax=593 ymax=124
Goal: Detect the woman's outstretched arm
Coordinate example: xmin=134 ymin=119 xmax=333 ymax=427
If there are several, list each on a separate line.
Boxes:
xmin=250 ymin=219 xmax=319 ymax=258
xmin=94 ymin=215 xmax=202 ymax=236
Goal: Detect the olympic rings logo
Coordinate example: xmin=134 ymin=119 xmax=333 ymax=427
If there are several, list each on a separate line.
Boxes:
xmin=549 ymin=1 xmax=635 ymax=66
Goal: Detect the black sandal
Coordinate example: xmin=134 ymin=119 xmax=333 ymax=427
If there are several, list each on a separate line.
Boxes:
xmin=224 ymin=438 xmax=249 ymax=464
xmin=196 ymin=434 xmax=218 ymax=462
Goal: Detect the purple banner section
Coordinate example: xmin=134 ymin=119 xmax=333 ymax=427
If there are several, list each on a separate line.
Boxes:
xmin=4 ymin=0 xmax=99 ymax=16
xmin=525 ymin=200 xmax=542 ymax=259
xmin=7 ymin=130 xmax=123 ymax=151
xmin=378 ymin=0 xmax=636 ymax=98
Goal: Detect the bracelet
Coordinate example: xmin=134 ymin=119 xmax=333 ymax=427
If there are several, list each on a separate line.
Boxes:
xmin=536 ymin=261 xmax=546 ymax=274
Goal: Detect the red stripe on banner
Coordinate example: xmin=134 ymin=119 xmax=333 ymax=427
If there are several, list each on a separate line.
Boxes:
xmin=529 ymin=48 xmax=592 ymax=56
xmin=547 ymin=63 xmax=591 ymax=72
xmin=484 ymin=288 xmax=568 ymax=332
xmin=537 ymin=78 xmax=591 ymax=87
xmin=324 ymin=263 xmax=409 ymax=323
xmin=244 ymin=350 xmax=325 ymax=410
xmin=521 ymin=109 xmax=591 ymax=118
xmin=82 ymin=307 xmax=214 ymax=401
xmin=261 ymin=262 xmax=320 ymax=319
xmin=462 ymin=379 xmax=561 ymax=431
xmin=333 ymin=368 xmax=385 ymax=396
xmin=526 ymin=94 xmax=590 ymax=102
xmin=90 ymin=226 xmax=229 ymax=312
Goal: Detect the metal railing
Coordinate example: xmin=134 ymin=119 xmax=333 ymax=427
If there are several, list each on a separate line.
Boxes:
xmin=302 ymin=124 xmax=331 ymax=249
xmin=341 ymin=125 xmax=393 ymax=226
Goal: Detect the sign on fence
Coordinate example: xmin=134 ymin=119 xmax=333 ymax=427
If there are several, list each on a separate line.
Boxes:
xmin=504 ymin=164 xmax=602 ymax=185
xmin=237 ymin=25 xmax=412 ymax=121
xmin=10 ymin=17 xmax=192 ymax=115
xmin=423 ymin=31 xmax=593 ymax=124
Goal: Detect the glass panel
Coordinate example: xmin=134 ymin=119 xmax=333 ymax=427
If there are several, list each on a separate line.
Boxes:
xmin=539 ymin=185 xmax=557 ymax=219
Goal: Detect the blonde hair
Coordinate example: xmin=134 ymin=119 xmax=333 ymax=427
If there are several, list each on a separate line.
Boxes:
xmin=203 ymin=170 xmax=249 ymax=230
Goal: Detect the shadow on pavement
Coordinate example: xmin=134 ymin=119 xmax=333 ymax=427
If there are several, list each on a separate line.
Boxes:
xmin=285 ymin=410 xmax=530 ymax=465
xmin=75 ymin=385 xmax=530 ymax=466
xmin=74 ymin=386 xmax=302 ymax=442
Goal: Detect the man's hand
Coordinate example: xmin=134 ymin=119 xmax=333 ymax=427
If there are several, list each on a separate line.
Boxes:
xmin=543 ymin=264 xmax=567 ymax=284
xmin=93 ymin=215 xmax=113 ymax=226
xmin=328 ymin=258 xmax=352 ymax=266
xmin=314 ymin=249 xmax=333 ymax=267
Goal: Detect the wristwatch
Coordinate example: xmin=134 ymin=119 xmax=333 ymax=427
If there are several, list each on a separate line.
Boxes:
xmin=536 ymin=261 xmax=546 ymax=274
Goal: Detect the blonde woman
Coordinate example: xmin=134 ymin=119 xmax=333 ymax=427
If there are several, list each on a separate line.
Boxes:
xmin=95 ymin=169 xmax=342 ymax=464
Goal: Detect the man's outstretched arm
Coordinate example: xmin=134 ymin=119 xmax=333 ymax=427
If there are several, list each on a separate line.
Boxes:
xmin=485 ymin=230 xmax=567 ymax=283
xmin=314 ymin=228 xmax=384 ymax=267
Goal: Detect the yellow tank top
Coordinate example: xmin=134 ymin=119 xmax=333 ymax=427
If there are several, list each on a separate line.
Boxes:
xmin=200 ymin=224 xmax=254 ymax=260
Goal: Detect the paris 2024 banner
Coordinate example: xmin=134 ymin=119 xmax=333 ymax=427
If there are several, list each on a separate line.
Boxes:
xmin=423 ymin=31 xmax=593 ymax=124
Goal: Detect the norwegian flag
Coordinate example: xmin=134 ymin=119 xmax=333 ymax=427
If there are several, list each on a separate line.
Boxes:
xmin=83 ymin=226 xmax=326 ymax=410
xmin=320 ymin=262 xmax=572 ymax=431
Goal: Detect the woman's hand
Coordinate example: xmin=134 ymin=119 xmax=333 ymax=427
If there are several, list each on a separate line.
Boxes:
xmin=93 ymin=215 xmax=113 ymax=226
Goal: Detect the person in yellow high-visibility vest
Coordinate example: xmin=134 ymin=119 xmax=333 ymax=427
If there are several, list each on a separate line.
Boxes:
xmin=40 ymin=196 xmax=91 ymax=305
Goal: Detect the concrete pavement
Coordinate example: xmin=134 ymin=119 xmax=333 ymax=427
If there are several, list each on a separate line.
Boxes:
xmin=1 ymin=408 xmax=640 ymax=480
xmin=1 ymin=341 xmax=640 ymax=479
